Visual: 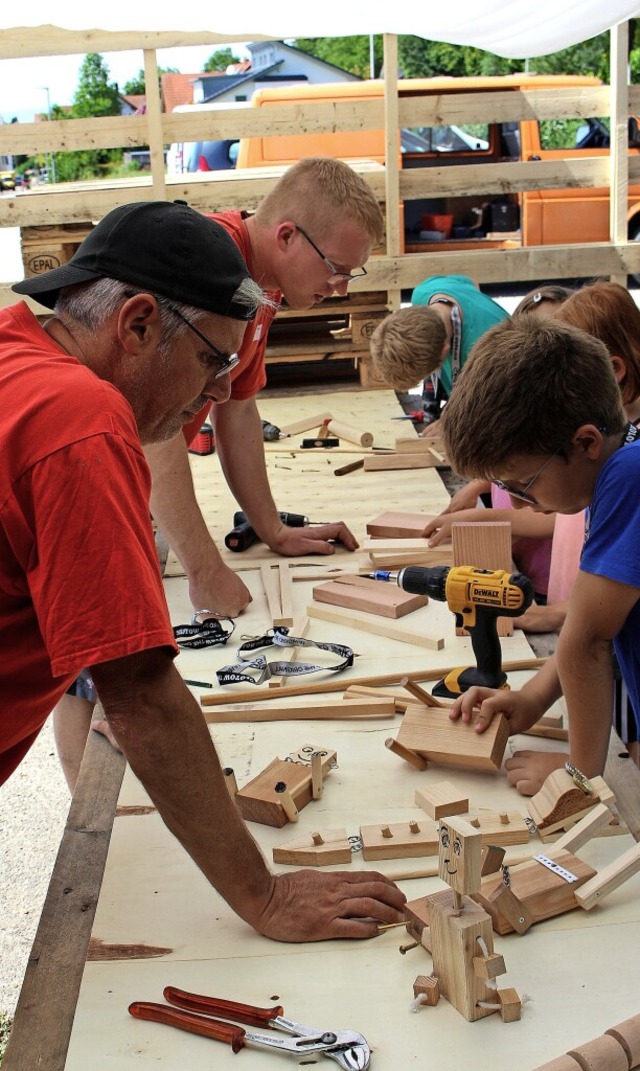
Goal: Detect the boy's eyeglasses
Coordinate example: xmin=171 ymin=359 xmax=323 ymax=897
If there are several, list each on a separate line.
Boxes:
xmin=295 ymin=224 xmax=367 ymax=284
xmin=165 ymin=303 xmax=240 ymax=379
xmin=493 ymin=449 xmax=562 ymax=505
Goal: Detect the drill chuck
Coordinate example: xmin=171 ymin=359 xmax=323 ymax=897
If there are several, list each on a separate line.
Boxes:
xmin=396 ymin=565 xmax=449 ymax=601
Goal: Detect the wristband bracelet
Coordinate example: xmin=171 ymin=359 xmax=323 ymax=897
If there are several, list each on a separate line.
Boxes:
xmin=564 ymin=761 xmax=593 ymax=796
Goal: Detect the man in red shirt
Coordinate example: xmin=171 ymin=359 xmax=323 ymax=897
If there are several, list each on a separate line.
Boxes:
xmin=145 ymin=157 xmax=385 ymax=616
xmin=4 ymin=200 xmax=405 ymax=942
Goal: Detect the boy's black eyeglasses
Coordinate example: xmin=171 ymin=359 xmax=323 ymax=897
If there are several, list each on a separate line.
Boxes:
xmin=493 ymin=449 xmax=561 ymax=505
xmin=295 ymin=224 xmax=367 ymax=283
xmin=165 ymin=303 xmax=240 ymax=379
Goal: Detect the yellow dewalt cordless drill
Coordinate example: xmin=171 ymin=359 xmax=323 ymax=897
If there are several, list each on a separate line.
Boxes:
xmin=368 ymin=565 xmax=534 ymax=699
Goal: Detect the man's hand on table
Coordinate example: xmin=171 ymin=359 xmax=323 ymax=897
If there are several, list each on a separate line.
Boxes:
xmin=188 ymin=559 xmax=252 ymax=617
xmin=255 ymin=870 xmax=406 ymax=942
xmin=268 ymin=521 xmax=359 ymax=557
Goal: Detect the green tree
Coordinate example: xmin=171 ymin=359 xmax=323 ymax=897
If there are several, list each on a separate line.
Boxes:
xmin=73 ymin=53 xmax=121 ymax=118
xmin=123 ymin=66 xmax=179 ymax=96
xmin=204 ymin=48 xmax=241 ymax=72
xmin=54 ymin=54 xmax=124 ymax=181
xmin=295 ymin=36 xmax=381 ymax=78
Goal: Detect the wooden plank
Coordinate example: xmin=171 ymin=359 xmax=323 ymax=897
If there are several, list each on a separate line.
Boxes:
xmin=362 ymin=537 xmax=434 ymax=553
xmin=203 ymin=698 xmax=395 ymax=723
xmin=394 ymin=438 xmax=437 ymax=453
xmin=366 ymin=511 xmax=435 ymax=537
xmin=574 ymin=842 xmax=640 ymax=910
xmin=273 ymin=562 xmax=294 ymax=627
xmin=1 ymin=728 xmax=126 ymax=1071
xmin=260 ymin=562 xmax=282 ymax=624
xmin=308 ymin=599 xmax=447 ymax=646
xmin=200 ymin=656 xmax=546 ymax=707
xmin=396 ymin=704 xmax=509 ymax=771
xmin=368 ymin=548 xmax=455 ymax=569
xmin=464 ymin=810 xmax=531 ymax=847
xmin=312 ymin=575 xmax=428 ymax=619
xmin=360 ymin=818 xmax=439 ymax=860
xmin=272 ymin=828 xmax=352 ymax=867
xmin=364 ymin=453 xmax=436 ymax=471
xmin=451 ymin=521 xmax=514 ymax=638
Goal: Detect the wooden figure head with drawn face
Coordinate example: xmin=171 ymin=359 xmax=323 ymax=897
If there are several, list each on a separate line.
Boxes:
xmin=438 ymin=815 xmax=482 ymax=896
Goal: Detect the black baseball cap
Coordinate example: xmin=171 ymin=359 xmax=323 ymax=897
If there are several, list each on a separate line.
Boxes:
xmin=13 ymin=200 xmax=257 ymax=320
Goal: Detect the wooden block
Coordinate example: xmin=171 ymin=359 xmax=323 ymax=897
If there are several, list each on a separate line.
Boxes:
xmin=357 ymin=356 xmax=390 ymax=389
xmin=568 ymin=1035 xmax=630 ymax=1071
xmin=427 ymin=889 xmax=498 ymax=1021
xmin=312 ymin=575 xmax=427 ymax=619
xmin=474 ymin=850 xmax=596 ymax=934
xmin=497 ymin=988 xmax=522 ymax=1024
xmin=415 ymin=782 xmax=469 ymax=820
xmin=606 ymin=1014 xmax=640 ymax=1067
xmin=480 ymin=845 xmax=506 ymax=876
xmin=268 ymin=615 xmax=310 ymax=688
xmin=396 ymin=704 xmax=509 ymax=772
xmin=451 ymin=521 xmax=514 ymax=637
xmin=385 ymin=737 xmax=429 ymax=771
xmin=205 ymin=698 xmax=395 ymax=723
xmin=486 ymin=884 xmax=534 ymax=934
xmin=235 ymin=749 xmax=336 ymax=827
xmin=438 ymin=815 xmax=483 ymax=895
xmin=272 ymin=828 xmax=352 ymax=867
xmin=413 ymin=974 xmax=440 ymax=1006
xmin=364 ymin=453 xmax=435 ymax=471
xmin=473 ymin=951 xmax=506 ymax=980
xmin=366 ymin=511 xmax=435 ymax=538
xmin=360 ymin=819 xmax=439 ymax=860
xmin=307 ymin=600 xmax=445 ymax=650
xmin=278 ymin=411 xmax=333 ymax=435
xmin=404 ymin=895 xmax=432 ymax=942
xmin=573 ymin=841 xmax=640 ymax=910
xmin=529 ymin=771 xmax=614 ymax=834
xmin=325 ymin=418 xmax=373 ymax=449
xmin=362 ymin=537 xmax=434 ymax=554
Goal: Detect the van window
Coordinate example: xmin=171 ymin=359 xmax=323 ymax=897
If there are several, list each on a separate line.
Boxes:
xmin=405 ymin=123 xmax=490 ymax=153
xmin=539 ymin=117 xmax=610 ymax=150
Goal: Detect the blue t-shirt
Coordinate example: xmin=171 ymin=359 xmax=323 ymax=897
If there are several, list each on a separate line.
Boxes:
xmin=580 ymin=440 xmax=640 ymax=725
xmin=411 ymin=275 xmax=508 ymax=395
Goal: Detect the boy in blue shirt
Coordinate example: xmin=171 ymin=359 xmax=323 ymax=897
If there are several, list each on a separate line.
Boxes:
xmin=441 ymin=316 xmax=639 ymax=796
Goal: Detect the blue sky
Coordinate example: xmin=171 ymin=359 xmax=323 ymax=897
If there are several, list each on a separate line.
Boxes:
xmin=0 ymin=44 xmax=250 ymax=124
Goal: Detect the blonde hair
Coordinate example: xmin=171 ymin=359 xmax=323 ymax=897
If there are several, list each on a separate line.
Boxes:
xmin=255 ymin=157 xmax=384 ymax=245
xmin=369 ymin=306 xmax=447 ymax=390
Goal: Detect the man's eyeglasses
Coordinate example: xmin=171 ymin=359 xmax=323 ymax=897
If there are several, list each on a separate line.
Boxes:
xmin=493 ymin=449 xmax=562 ymax=505
xmin=165 ymin=303 xmax=240 ymax=379
xmin=295 ymin=224 xmax=367 ymax=284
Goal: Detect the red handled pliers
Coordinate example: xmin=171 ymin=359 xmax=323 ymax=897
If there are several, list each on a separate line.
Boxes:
xmin=129 ymin=986 xmax=370 ymax=1069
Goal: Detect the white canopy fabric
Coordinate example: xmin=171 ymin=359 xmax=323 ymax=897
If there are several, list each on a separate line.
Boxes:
xmin=1 ymin=1 xmax=640 ymax=59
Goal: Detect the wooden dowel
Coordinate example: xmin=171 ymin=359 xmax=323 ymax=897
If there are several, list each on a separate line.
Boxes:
xmin=274 ymin=782 xmax=299 ymax=824
xmin=400 ymin=676 xmax=446 ymax=708
xmin=311 ymin=752 xmax=324 ymax=799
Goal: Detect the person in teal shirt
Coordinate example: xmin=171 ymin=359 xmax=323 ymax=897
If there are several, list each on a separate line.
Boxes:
xmin=370 ymin=274 xmax=508 ymax=422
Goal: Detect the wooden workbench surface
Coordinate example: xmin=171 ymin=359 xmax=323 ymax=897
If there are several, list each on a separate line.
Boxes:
xmin=6 ymin=388 xmax=640 ymax=1071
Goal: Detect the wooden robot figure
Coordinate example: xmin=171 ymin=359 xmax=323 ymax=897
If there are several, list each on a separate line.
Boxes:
xmin=409 ymin=815 xmax=522 ymax=1023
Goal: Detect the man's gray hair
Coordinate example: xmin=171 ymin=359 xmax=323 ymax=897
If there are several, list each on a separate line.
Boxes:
xmin=55 ymin=276 xmax=273 ymax=352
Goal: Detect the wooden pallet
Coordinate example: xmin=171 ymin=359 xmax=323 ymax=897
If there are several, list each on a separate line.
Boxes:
xmin=21 ymin=222 xmax=94 ymax=278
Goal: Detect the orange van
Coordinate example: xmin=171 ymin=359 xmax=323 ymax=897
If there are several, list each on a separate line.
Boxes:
xmin=236 ymin=75 xmax=640 ymax=253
